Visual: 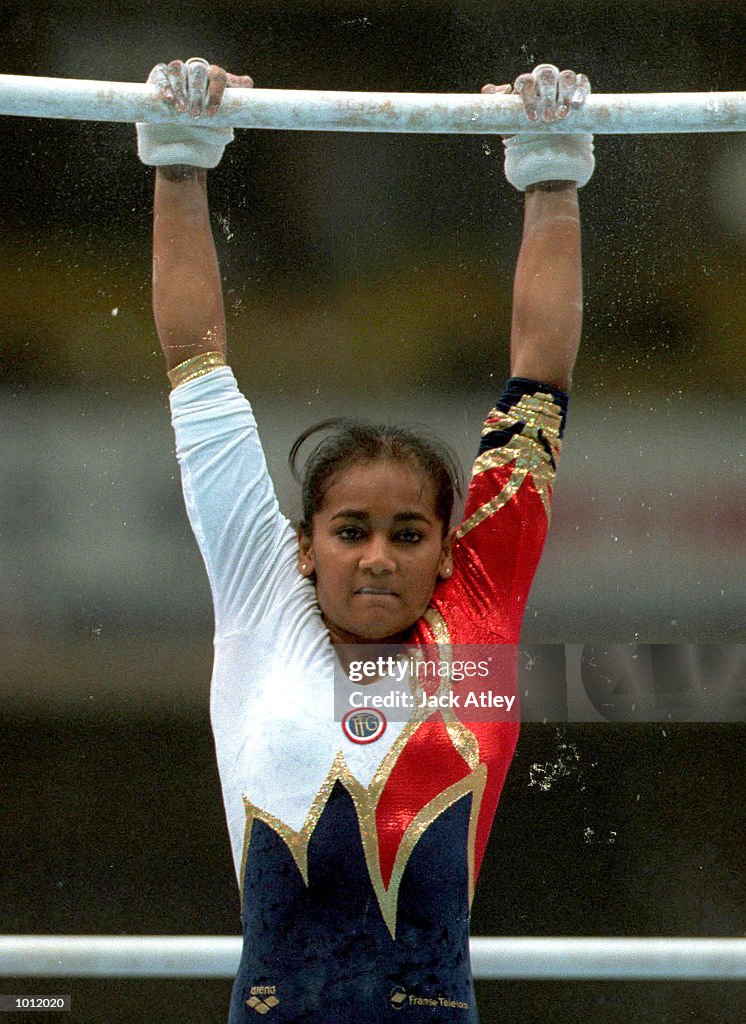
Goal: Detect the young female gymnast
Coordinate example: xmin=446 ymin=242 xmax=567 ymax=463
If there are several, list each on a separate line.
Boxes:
xmin=138 ymin=56 xmax=593 ymax=1023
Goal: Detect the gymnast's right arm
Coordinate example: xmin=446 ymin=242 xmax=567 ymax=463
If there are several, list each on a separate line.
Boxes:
xmin=138 ymin=60 xmax=301 ymax=636
xmin=153 ymin=159 xmax=225 ymax=373
xmin=141 ymin=59 xmax=252 ymax=374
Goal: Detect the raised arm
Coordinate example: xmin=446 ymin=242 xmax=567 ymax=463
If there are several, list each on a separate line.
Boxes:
xmin=137 ymin=59 xmax=253 ymax=373
xmin=483 ymin=64 xmax=594 ymax=392
xmin=510 ymin=182 xmax=581 ymax=391
xmin=137 ymin=59 xmax=301 ymax=638
xmin=153 ymin=165 xmax=227 ymax=371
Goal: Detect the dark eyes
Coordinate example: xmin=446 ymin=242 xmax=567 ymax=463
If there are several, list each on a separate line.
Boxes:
xmin=336 ymin=527 xmax=423 ymax=544
xmin=397 ymin=529 xmax=424 ymax=544
xmin=336 ymin=527 xmax=364 ymax=542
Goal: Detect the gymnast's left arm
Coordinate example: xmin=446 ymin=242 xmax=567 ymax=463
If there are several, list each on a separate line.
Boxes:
xmin=483 ymin=64 xmax=594 ymax=391
xmin=428 ymin=68 xmax=593 ymax=640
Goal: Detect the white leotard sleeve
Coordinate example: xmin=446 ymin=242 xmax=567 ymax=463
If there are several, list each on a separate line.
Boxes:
xmin=169 ymin=365 xmax=304 ymax=638
xmin=169 ymin=366 xmax=339 ymax=879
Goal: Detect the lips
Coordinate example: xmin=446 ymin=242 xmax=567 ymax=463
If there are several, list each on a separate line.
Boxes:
xmin=356 ymin=587 xmax=397 ymax=596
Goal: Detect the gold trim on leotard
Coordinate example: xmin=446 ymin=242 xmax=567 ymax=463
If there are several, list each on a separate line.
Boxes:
xmin=422 ymin=608 xmax=481 ymax=772
xmin=241 ymin=752 xmax=486 ymax=942
xmin=239 ymin=621 xmax=484 ymax=941
xmin=458 ymin=390 xmax=563 ymax=534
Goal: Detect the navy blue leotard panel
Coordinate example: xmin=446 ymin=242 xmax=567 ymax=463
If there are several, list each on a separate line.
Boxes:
xmin=229 ymin=781 xmax=478 ymax=1023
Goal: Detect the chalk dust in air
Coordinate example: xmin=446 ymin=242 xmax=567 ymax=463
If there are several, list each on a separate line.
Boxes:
xmin=528 ymin=727 xmax=595 ymax=792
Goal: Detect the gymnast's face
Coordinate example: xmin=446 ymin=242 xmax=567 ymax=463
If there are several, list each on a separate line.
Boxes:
xmin=298 ymin=459 xmax=455 ymax=645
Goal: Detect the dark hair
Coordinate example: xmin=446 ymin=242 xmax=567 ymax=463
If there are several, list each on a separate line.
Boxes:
xmin=289 ymin=418 xmax=464 ymax=536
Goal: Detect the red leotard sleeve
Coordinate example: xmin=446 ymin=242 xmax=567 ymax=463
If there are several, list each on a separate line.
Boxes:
xmin=405 ymin=377 xmax=569 ymax=883
xmin=418 ymin=377 xmax=567 ymax=647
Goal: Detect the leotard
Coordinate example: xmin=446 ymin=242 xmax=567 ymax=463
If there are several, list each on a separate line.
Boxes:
xmin=169 ymin=367 xmax=567 ymax=1022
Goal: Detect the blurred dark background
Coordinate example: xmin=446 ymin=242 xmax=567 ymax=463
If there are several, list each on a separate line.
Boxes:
xmin=0 ymin=2 xmax=744 ymax=1021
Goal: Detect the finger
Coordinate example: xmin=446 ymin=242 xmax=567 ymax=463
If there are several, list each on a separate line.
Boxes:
xmin=226 ymin=73 xmax=254 ymax=89
xmin=208 ymin=72 xmax=253 ymax=117
xmin=167 ymin=59 xmax=188 ymax=113
xmin=514 ymin=73 xmax=538 ymax=121
xmin=481 ymin=83 xmax=512 ymax=94
xmin=557 ymin=70 xmax=577 ymax=118
xmin=185 ymin=58 xmax=210 ymax=117
xmin=148 ymin=63 xmax=174 ymax=103
xmin=571 ymin=73 xmax=591 ymax=109
xmin=533 ymin=63 xmax=560 ymax=122
xmin=205 ymin=65 xmax=228 ymax=115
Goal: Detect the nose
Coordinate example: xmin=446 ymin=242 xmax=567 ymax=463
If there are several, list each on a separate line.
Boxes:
xmin=358 ymin=535 xmax=396 ymax=574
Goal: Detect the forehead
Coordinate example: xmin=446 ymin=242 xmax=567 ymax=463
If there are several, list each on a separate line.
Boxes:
xmin=320 ymin=459 xmax=437 ymax=517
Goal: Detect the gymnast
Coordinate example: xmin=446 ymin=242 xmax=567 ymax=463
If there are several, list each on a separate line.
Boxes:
xmin=137 ymin=57 xmax=593 ymax=1023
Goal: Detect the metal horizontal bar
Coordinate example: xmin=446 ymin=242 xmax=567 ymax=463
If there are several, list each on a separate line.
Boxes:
xmin=1 ymin=935 xmax=745 ymax=979
xmin=0 ymin=75 xmax=745 ymax=134
xmin=469 ymin=937 xmax=746 ymax=980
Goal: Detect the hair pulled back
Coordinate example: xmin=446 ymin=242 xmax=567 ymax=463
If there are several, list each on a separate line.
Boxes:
xmin=288 ymin=418 xmax=464 ymax=537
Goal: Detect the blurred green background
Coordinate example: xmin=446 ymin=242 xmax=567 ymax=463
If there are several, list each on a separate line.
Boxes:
xmin=0 ymin=2 xmax=744 ymax=1022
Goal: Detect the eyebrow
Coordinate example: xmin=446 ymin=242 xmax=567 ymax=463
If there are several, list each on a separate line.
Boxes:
xmin=330 ymin=510 xmax=433 ymax=524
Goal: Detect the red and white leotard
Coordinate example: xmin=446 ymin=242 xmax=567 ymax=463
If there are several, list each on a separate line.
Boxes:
xmin=169 ymin=367 xmax=566 ymax=1022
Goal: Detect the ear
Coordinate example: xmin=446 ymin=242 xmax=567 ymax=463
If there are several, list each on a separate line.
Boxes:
xmin=438 ymin=526 xmax=457 ymax=579
xmin=297 ymin=528 xmax=315 ymax=577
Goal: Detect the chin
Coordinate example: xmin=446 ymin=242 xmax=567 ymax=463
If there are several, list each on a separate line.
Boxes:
xmin=356 ymin=617 xmax=414 ymax=643
xmin=330 ymin=616 xmax=402 ymax=645
xmin=323 ymin=600 xmax=422 ymax=645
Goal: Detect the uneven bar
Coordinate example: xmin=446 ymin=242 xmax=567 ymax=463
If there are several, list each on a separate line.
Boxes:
xmin=1 ymin=935 xmax=745 ymax=979
xmin=0 ymin=74 xmax=745 ymax=134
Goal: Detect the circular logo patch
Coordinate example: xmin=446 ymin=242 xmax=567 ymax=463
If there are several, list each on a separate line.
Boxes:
xmin=342 ymin=708 xmax=387 ymax=744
